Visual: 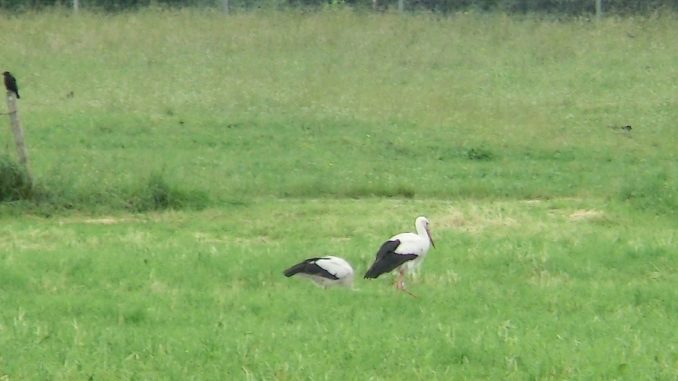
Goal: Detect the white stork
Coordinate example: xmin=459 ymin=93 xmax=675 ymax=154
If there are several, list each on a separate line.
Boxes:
xmin=364 ymin=216 xmax=435 ymax=295
xmin=283 ymin=256 xmax=355 ymax=288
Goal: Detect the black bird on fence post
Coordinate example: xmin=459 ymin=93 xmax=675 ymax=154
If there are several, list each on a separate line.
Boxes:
xmin=3 ymin=70 xmax=32 ymax=185
xmin=3 ymin=71 xmax=20 ymax=99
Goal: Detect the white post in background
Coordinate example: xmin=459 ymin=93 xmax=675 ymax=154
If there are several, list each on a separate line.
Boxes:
xmin=73 ymin=0 xmax=79 ymax=12
xmin=223 ymin=0 xmax=229 ymax=13
xmin=398 ymin=0 xmax=404 ymax=12
xmin=595 ymin=0 xmax=603 ymax=19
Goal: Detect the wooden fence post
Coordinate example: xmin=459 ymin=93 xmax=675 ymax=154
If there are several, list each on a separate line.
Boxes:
xmin=73 ymin=0 xmax=79 ymax=12
xmin=5 ymin=92 xmax=33 ymax=186
xmin=595 ymin=0 xmax=603 ymax=19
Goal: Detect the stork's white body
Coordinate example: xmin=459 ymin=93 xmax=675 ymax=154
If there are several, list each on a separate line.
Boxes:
xmin=389 ymin=229 xmax=433 ymax=273
xmin=284 ymin=256 xmax=355 ymax=288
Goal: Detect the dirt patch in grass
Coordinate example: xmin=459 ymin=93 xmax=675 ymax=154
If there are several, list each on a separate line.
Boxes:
xmin=569 ymin=209 xmax=605 ymax=222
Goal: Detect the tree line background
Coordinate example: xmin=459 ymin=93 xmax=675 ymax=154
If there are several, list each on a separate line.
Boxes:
xmin=0 ymin=0 xmax=677 ymax=13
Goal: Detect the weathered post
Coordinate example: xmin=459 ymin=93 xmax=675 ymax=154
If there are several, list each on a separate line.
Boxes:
xmin=5 ymin=92 xmax=32 ymax=185
xmin=223 ymin=0 xmax=229 ymax=14
xmin=73 ymin=0 xmax=79 ymax=12
xmin=595 ymin=0 xmax=603 ymax=20
xmin=398 ymin=0 xmax=404 ymax=12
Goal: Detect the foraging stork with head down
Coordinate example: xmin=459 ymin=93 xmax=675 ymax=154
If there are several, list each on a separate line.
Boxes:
xmin=283 ymin=256 xmax=355 ymax=288
xmin=364 ymin=216 xmax=435 ymax=295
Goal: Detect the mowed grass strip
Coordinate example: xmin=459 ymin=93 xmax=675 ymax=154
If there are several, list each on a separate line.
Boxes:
xmin=1 ymin=198 xmax=677 ymax=379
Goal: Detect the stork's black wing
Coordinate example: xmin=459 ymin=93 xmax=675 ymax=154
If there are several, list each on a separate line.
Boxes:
xmin=364 ymin=240 xmax=417 ymax=279
xmin=283 ymin=257 xmax=339 ymax=280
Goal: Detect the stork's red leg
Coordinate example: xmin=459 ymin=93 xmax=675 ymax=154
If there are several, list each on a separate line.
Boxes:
xmin=394 ymin=269 xmax=416 ymax=298
xmin=394 ymin=270 xmax=405 ymax=289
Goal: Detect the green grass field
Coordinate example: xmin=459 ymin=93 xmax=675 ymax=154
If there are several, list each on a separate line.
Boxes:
xmin=1 ymin=9 xmax=677 ymax=380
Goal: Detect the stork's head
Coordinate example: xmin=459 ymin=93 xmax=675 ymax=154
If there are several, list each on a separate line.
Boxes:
xmin=415 ymin=216 xmax=435 ymax=248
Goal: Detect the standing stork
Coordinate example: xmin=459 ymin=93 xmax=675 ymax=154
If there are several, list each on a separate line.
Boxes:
xmin=364 ymin=216 xmax=435 ymax=295
xmin=283 ymin=256 xmax=355 ymax=288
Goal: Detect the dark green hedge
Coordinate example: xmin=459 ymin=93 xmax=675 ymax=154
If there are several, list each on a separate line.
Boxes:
xmin=401 ymin=0 xmax=678 ymax=14
xmin=0 ymin=0 xmax=676 ymax=16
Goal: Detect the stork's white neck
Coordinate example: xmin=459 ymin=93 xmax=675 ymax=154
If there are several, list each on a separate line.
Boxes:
xmin=414 ymin=217 xmax=431 ymax=244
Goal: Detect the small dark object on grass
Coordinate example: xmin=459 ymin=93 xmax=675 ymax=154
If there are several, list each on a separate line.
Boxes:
xmin=607 ymin=125 xmax=632 ymax=132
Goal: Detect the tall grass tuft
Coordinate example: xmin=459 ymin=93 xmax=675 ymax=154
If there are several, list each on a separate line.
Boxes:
xmin=127 ymin=171 xmax=209 ymax=212
xmin=0 ymin=155 xmax=32 ymax=201
xmin=466 ymin=146 xmax=494 ymax=161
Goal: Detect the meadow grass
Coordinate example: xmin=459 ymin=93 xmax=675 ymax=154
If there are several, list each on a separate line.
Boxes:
xmin=1 ymin=8 xmax=678 ymax=380
xmin=1 ymin=198 xmax=678 ymax=380
xmin=0 ymin=9 xmax=676 ymax=211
